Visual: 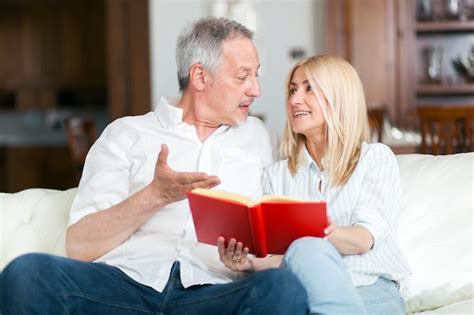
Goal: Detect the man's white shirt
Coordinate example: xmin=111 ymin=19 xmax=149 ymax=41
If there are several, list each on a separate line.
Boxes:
xmin=69 ymin=97 xmax=275 ymax=292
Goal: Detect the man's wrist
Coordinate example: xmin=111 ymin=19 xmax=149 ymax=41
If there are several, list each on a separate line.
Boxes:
xmin=137 ymin=185 xmax=168 ymax=212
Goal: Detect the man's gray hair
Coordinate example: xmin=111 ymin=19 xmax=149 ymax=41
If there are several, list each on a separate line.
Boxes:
xmin=176 ymin=16 xmax=254 ymax=92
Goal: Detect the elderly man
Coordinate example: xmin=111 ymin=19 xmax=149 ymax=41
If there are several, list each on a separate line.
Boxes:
xmin=1 ymin=17 xmax=307 ymax=314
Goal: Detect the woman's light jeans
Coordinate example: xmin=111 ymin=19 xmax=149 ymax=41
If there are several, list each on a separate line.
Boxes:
xmin=282 ymin=237 xmax=405 ymax=315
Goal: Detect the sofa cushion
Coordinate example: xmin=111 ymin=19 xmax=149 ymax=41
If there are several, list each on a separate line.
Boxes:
xmin=396 ymin=153 xmax=473 ymax=314
xmin=421 ymin=299 xmax=474 ymax=314
xmin=0 ymin=188 xmax=77 ymax=269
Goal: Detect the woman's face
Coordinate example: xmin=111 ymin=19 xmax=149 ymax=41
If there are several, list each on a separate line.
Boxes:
xmin=287 ymin=66 xmax=327 ymax=137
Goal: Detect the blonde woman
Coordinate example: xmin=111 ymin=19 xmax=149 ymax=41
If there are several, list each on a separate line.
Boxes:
xmin=218 ymin=55 xmax=411 ymax=314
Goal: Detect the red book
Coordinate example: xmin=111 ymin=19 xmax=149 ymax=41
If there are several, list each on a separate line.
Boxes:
xmin=187 ymin=188 xmax=328 ymax=258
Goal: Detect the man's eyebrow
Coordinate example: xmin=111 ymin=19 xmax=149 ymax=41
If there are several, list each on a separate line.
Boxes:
xmin=239 ymin=64 xmax=261 ymax=72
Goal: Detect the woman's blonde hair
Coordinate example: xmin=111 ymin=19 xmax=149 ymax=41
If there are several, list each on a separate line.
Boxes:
xmin=281 ymin=55 xmax=370 ymax=186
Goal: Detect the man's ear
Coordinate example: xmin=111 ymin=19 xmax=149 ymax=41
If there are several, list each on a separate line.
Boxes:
xmin=189 ymin=64 xmax=207 ymax=91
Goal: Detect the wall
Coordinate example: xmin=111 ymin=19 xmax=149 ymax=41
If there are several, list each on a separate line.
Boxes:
xmin=149 ymin=0 xmax=327 ymax=137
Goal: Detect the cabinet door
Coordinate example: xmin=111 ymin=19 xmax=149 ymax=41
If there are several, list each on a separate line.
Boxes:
xmin=327 ymin=0 xmax=474 ymax=128
xmin=106 ymin=0 xmax=151 ymax=119
xmin=327 ymin=0 xmax=423 ymax=128
xmin=4 ymin=147 xmax=76 ymax=193
xmin=327 ymin=0 xmax=400 ymax=123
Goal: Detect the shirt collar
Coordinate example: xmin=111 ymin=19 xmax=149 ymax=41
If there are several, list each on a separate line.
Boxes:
xmin=153 ymin=96 xmax=233 ymax=135
xmin=301 ymin=145 xmax=327 ymax=178
xmin=154 ymin=96 xmax=184 ymax=129
xmin=302 ymin=146 xmax=318 ymax=171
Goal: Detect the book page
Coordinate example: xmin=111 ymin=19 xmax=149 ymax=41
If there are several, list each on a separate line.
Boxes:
xmin=190 ymin=188 xmax=311 ymax=206
xmin=259 ymin=194 xmax=308 ymax=203
xmin=190 ymin=188 xmax=253 ymax=206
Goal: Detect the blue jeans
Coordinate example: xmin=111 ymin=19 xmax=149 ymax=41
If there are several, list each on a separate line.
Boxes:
xmin=282 ymin=237 xmax=405 ymax=315
xmin=357 ymin=278 xmax=405 ymax=315
xmin=1 ymin=253 xmax=308 ymax=315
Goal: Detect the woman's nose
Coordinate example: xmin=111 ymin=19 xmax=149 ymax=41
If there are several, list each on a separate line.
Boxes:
xmin=290 ymin=90 xmax=303 ymax=106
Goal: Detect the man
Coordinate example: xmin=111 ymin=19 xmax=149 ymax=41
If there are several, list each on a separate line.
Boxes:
xmin=1 ymin=17 xmax=307 ymax=314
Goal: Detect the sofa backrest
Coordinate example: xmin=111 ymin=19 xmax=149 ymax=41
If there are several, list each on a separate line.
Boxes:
xmin=396 ymin=153 xmax=473 ymax=313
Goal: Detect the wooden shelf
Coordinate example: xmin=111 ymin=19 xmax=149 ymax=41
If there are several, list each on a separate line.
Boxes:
xmin=417 ymin=84 xmax=474 ymax=95
xmin=416 ymin=20 xmax=474 ymax=33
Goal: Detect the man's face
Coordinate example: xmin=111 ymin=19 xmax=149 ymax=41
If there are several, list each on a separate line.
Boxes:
xmin=205 ymin=37 xmax=261 ymax=126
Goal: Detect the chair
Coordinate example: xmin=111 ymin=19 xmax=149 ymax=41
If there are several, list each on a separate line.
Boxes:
xmin=65 ymin=117 xmax=97 ymax=183
xmin=417 ymin=106 xmax=474 ymax=154
xmin=368 ymin=107 xmax=385 ymax=143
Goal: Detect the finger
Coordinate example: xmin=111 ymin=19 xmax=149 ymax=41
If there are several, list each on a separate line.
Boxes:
xmin=178 ymin=172 xmax=211 ymax=185
xmin=203 ymin=176 xmax=221 ymax=187
xmin=217 ymin=237 xmax=226 ymax=258
xmin=189 ymin=177 xmax=221 ymax=190
xmin=157 ymin=144 xmax=169 ymax=166
xmin=226 ymin=238 xmax=237 ymax=257
xmin=182 ymin=173 xmax=221 ymax=186
xmin=222 ymin=238 xmax=236 ymax=265
xmin=324 ymin=225 xmax=336 ymax=240
xmin=234 ymin=242 xmax=243 ymax=257
xmin=242 ymin=247 xmax=249 ymax=257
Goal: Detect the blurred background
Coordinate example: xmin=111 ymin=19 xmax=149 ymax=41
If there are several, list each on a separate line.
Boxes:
xmin=1 ymin=0 xmax=473 ymax=192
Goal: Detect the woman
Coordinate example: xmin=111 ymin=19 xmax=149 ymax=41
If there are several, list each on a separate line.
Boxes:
xmin=217 ymin=55 xmax=411 ymax=314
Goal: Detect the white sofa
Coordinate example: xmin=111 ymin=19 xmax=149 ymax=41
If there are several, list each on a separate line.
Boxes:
xmin=1 ymin=153 xmax=473 ymax=314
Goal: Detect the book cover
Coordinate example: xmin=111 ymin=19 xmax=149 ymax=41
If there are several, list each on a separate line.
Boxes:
xmin=187 ymin=188 xmax=328 ymax=257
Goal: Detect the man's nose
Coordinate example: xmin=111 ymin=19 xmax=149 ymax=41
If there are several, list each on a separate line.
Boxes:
xmin=247 ymin=76 xmax=261 ymax=97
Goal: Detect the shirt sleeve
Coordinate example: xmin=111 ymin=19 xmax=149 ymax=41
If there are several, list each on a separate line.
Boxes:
xmin=68 ymin=121 xmax=133 ymax=225
xmin=350 ymin=145 xmax=401 ymax=248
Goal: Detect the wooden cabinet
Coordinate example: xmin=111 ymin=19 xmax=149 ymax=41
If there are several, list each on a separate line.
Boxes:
xmin=0 ymin=0 xmax=151 ymax=192
xmin=0 ymin=0 xmax=151 ymax=119
xmin=327 ymin=0 xmax=474 ymax=129
xmin=327 ymin=0 xmax=410 ymax=126
xmin=1 ymin=147 xmax=76 ymax=193
xmin=0 ymin=0 xmax=107 ymax=111
xmin=412 ymin=16 xmax=474 ymax=103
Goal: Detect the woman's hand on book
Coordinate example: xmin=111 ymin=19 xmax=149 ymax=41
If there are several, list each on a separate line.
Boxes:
xmin=217 ymin=237 xmax=254 ymax=272
xmin=323 ymin=218 xmax=374 ymax=255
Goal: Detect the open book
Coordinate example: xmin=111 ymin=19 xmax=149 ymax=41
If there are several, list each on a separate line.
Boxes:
xmin=187 ymin=188 xmax=328 ymax=257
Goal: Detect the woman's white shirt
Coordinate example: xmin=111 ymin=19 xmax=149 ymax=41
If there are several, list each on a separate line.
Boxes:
xmin=263 ymin=142 xmax=411 ymax=286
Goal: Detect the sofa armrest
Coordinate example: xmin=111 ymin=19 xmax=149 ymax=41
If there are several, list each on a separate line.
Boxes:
xmin=0 ymin=188 xmax=77 ymax=270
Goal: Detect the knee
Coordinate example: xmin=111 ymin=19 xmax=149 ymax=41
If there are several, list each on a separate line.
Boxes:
xmin=4 ymin=253 xmax=55 ymax=274
xmin=260 ymin=268 xmax=307 ymax=302
xmin=2 ymin=253 xmax=60 ymax=291
xmin=284 ymin=238 xmax=342 ymax=272
xmin=287 ymin=237 xmax=338 ymax=259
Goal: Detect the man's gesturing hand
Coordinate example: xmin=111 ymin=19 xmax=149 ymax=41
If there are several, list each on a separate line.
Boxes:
xmin=150 ymin=144 xmax=221 ymax=205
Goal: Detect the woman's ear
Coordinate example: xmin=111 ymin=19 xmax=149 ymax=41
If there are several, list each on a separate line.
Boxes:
xmin=189 ymin=64 xmax=206 ymax=91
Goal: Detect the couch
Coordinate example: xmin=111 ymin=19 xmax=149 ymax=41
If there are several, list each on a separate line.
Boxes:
xmin=1 ymin=153 xmax=473 ymax=314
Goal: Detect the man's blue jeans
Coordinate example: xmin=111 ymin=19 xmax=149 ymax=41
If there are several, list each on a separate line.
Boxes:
xmin=0 ymin=253 xmax=307 ymax=314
